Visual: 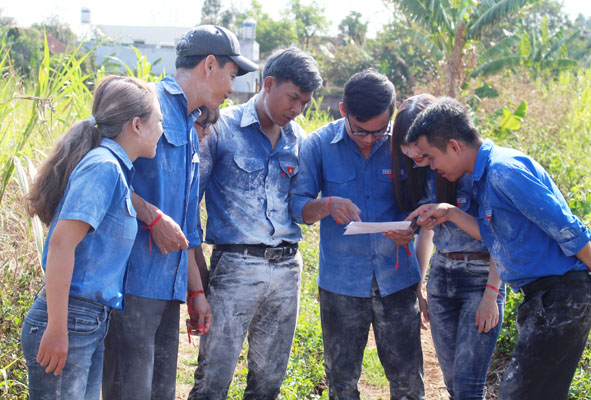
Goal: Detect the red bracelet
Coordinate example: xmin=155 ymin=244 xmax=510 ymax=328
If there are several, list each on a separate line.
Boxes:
xmin=187 ymin=290 xmax=205 ymax=314
xmin=327 ymin=197 xmax=332 ymax=213
xmin=141 ymin=213 xmax=163 ymax=252
xmin=486 ymin=284 xmax=504 ymax=300
xmin=187 ymin=290 xmax=205 ymax=303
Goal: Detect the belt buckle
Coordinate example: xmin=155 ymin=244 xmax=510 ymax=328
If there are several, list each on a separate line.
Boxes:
xmin=264 ymin=247 xmax=283 ymax=260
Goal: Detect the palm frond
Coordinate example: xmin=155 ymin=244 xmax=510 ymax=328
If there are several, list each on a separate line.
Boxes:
xmin=396 ymin=25 xmax=446 ymax=61
xmin=479 ymin=35 xmax=521 ymax=63
xmin=540 ymin=58 xmax=578 ymax=70
xmin=396 ymin=0 xmax=432 ymax=28
xmin=471 ymin=55 xmax=521 ymax=77
xmin=542 ymin=29 xmax=581 ymax=62
xmin=468 ymin=0 xmax=528 ymax=39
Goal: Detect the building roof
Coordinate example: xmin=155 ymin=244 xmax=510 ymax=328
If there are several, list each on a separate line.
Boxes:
xmin=46 ymin=33 xmax=67 ymax=54
xmin=96 ymin=25 xmax=192 ymax=47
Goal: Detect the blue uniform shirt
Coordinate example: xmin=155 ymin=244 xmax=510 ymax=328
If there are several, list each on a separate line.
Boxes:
xmin=473 ymin=139 xmax=590 ymax=289
xmin=126 ymin=76 xmax=201 ymax=302
xmin=425 ymin=172 xmax=488 ymax=253
xmin=199 ymin=95 xmax=303 ymax=246
xmin=290 ymin=119 xmax=421 ymax=298
xmin=42 ymin=139 xmax=136 ymax=309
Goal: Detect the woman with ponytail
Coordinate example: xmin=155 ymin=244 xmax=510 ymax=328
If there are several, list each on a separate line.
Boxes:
xmin=22 ymin=75 xmax=162 ymax=400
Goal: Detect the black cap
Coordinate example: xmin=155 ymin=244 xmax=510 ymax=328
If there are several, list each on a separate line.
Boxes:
xmin=176 ymin=25 xmax=258 ymax=76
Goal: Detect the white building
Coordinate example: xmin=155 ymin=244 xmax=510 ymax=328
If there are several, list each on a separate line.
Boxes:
xmin=83 ymin=9 xmax=260 ymax=94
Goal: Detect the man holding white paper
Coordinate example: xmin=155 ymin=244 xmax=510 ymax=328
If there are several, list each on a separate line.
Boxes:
xmin=289 ymin=69 xmax=424 ymax=400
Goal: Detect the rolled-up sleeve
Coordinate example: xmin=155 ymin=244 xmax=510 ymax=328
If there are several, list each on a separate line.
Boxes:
xmin=492 ymin=164 xmax=591 ymax=256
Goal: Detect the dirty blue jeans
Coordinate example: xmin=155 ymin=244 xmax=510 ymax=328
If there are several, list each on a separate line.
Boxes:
xmin=498 ymin=272 xmax=591 ymax=400
xmin=427 ymin=252 xmax=505 ymax=400
xmin=319 ymin=279 xmax=424 ymax=400
xmin=188 ymin=249 xmax=302 ymax=399
xmin=21 ymin=290 xmax=111 ymax=400
xmin=102 ymin=294 xmax=180 ymax=400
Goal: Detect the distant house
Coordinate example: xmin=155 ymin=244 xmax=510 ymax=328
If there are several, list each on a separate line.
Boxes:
xmin=6 ymin=26 xmax=67 ymax=55
xmin=89 ymin=21 xmax=260 ymax=95
xmin=93 ymin=25 xmax=186 ymax=76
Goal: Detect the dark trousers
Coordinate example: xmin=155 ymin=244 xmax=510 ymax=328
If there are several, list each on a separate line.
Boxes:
xmin=499 ymin=276 xmax=591 ymax=400
xmin=188 ymin=250 xmax=302 ymax=400
xmin=102 ymin=294 xmax=180 ymax=400
xmin=319 ymin=280 xmax=424 ymax=400
xmin=427 ymin=252 xmax=505 ymax=400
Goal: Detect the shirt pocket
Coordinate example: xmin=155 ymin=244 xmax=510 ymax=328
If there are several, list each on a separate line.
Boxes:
xmin=159 ymin=127 xmax=188 ymax=174
xmin=102 ymin=190 xmax=138 ymax=241
xmin=456 ymin=191 xmax=471 ymax=211
xmin=232 ymin=155 xmax=266 ymax=194
xmin=375 ymin=168 xmax=395 ymax=199
xmin=325 ymin=166 xmax=356 ymax=197
xmin=278 ymin=159 xmax=299 ymax=193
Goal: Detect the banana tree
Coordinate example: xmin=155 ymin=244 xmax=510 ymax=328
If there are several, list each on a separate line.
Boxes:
xmin=389 ymin=0 xmax=534 ymax=98
xmin=473 ymin=22 xmax=583 ymax=79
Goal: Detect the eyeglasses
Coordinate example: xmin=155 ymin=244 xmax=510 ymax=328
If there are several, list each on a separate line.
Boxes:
xmin=346 ymin=114 xmax=392 ymax=137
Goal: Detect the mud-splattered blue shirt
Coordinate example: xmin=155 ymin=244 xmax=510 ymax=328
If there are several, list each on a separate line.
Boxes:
xmin=290 ymin=119 xmax=421 ymax=298
xmin=42 ymin=139 xmax=136 ymax=309
xmin=126 ymin=76 xmax=201 ymax=302
xmin=473 ymin=139 xmax=590 ymax=289
xmin=199 ymin=95 xmax=303 ymax=246
xmin=425 ymin=172 xmax=488 ymax=253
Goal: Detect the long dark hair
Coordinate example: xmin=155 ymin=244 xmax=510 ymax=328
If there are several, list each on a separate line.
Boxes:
xmin=391 ymin=94 xmax=435 ymax=212
xmin=28 ymin=75 xmax=155 ymax=225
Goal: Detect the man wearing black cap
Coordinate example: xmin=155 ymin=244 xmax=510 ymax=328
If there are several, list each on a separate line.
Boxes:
xmin=188 ymin=47 xmax=322 ymax=399
xmin=102 ymin=25 xmax=257 ymax=400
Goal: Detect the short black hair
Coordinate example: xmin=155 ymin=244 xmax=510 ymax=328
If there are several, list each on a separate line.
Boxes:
xmin=175 ymin=55 xmax=232 ymax=70
xmin=406 ymin=96 xmax=480 ymax=151
xmin=263 ymin=47 xmax=322 ymax=93
xmin=343 ymin=69 xmax=395 ymax=122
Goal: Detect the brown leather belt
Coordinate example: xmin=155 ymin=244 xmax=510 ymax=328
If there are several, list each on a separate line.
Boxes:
xmin=439 ymin=251 xmax=490 ymax=260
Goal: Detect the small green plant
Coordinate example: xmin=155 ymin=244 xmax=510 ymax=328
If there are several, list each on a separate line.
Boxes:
xmin=297 ymin=97 xmax=333 ymax=134
xmin=105 ymin=46 xmax=165 ymax=82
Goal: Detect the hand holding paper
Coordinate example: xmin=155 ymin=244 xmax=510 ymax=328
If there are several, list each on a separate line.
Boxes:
xmin=344 ymin=221 xmax=412 ymax=235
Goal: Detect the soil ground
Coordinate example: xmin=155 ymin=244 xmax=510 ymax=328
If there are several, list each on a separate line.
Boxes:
xmin=174 ymin=309 xmax=448 ymax=399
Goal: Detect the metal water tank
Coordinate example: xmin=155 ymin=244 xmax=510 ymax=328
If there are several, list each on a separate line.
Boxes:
xmin=81 ymin=7 xmax=91 ymax=24
xmin=241 ymin=19 xmax=256 ymax=40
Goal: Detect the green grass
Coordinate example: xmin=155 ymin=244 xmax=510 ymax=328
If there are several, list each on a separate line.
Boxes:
xmin=362 ymin=347 xmax=388 ymax=388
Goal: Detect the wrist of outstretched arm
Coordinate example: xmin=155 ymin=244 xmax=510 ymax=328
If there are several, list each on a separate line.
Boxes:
xmin=447 ymin=205 xmax=462 ymax=224
xmin=132 ymin=194 xmax=161 ymax=225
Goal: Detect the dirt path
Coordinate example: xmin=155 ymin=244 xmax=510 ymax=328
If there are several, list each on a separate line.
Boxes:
xmin=175 ymin=309 xmax=447 ymax=399
xmin=358 ymin=327 xmax=447 ymax=399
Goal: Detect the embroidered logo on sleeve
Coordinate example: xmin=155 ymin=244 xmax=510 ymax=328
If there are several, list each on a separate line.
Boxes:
xmin=457 ymin=197 xmax=467 ymax=207
xmin=485 ymin=209 xmax=492 ymax=223
xmin=282 ymin=165 xmax=295 ymax=177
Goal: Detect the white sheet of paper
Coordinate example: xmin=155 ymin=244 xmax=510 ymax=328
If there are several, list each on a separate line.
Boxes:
xmin=343 ymin=221 xmax=412 ymax=235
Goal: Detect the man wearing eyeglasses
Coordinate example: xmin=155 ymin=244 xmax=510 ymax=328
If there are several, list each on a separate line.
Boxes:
xmin=290 ymin=69 xmax=424 ymax=399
